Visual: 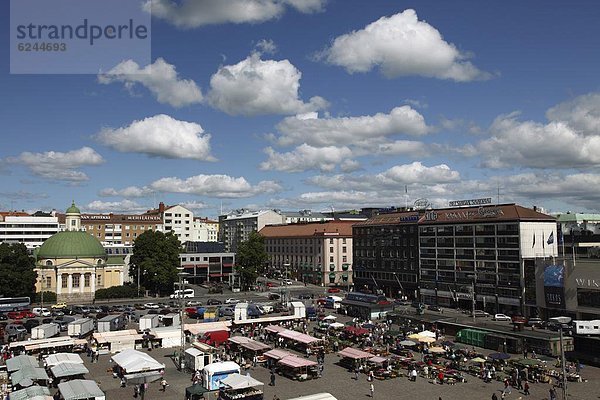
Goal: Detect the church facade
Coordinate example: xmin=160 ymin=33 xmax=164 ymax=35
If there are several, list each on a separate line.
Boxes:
xmin=34 ymin=202 xmax=125 ymax=302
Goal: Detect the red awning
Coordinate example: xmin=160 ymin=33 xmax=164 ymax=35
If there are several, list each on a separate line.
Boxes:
xmin=277 ymin=355 xmax=317 ymax=368
xmin=263 ymin=349 xmax=293 ymax=360
xmin=338 ymin=347 xmax=374 ymax=360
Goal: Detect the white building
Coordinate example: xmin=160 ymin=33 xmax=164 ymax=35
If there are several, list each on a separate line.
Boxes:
xmin=0 ymin=212 xmax=60 ymax=250
xmin=219 ymin=209 xmax=285 ymax=252
xmin=281 ymin=210 xmax=332 ymax=224
xmin=162 ymin=204 xmax=195 ymax=243
xmin=193 ymin=218 xmax=219 ymax=242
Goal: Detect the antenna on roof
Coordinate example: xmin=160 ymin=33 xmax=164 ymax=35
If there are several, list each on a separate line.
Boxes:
xmin=497 ymin=184 xmax=500 ymax=205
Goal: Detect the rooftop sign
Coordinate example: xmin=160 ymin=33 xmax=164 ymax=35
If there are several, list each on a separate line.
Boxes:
xmin=449 ymin=197 xmax=492 ymax=207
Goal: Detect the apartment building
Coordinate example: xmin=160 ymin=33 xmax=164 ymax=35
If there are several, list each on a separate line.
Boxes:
xmin=193 ymin=217 xmax=219 ymax=242
xmin=179 ymin=242 xmax=235 ymax=285
xmin=260 ymin=221 xmax=354 ymax=287
xmin=219 ymin=209 xmax=285 ymax=252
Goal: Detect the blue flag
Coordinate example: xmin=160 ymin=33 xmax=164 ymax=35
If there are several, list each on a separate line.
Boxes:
xmin=547 ymin=232 xmax=554 ymax=245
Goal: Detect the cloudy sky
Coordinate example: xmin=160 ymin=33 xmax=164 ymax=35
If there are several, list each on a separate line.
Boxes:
xmin=2 ymin=0 xmax=600 ymax=217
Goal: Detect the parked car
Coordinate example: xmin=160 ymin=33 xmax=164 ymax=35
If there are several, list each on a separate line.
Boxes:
xmin=427 ymin=305 xmax=442 ymax=312
xmin=298 ymin=293 xmax=312 ymax=300
xmin=327 ymin=287 xmax=341 ymax=293
xmin=493 ymin=313 xmax=511 ymax=321
xmin=224 ymin=298 xmax=240 ymax=305
xmin=55 ymin=320 xmax=69 ymax=332
xmin=51 ymin=302 xmax=68 ymax=309
xmin=73 ymin=305 xmax=90 ymax=315
xmin=7 ymin=311 xmax=23 ymax=320
xmin=266 ymin=282 xmax=277 ymax=288
xmin=144 ymin=303 xmax=160 ymax=309
xmin=511 ymin=315 xmax=527 ymax=324
xmin=51 ymin=310 xmax=65 ymax=317
xmin=282 ymin=279 xmax=293 ymax=285
xmin=206 ymin=298 xmax=222 ymax=305
xmin=471 ymin=310 xmax=490 ymax=318
xmin=0 ymin=313 xmax=7 ymax=321
xmin=186 ymin=300 xmax=203 ymax=307
xmin=218 ymin=307 xmax=235 ymax=317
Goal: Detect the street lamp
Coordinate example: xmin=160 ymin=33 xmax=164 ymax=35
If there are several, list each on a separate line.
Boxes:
xmin=467 ymin=274 xmax=477 ymax=324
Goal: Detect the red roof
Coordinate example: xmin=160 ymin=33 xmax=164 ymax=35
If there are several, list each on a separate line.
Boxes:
xmin=259 ymin=221 xmax=355 ymax=238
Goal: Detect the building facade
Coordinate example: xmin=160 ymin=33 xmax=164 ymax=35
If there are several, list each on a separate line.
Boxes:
xmin=193 ymin=217 xmax=219 ymax=242
xmin=418 ymin=204 xmax=557 ymax=316
xmin=74 ymin=213 xmax=162 ymax=246
xmin=34 ymin=203 xmax=125 ymax=302
xmin=353 ymin=211 xmax=420 ymax=299
xmin=260 ymin=221 xmax=354 ymax=287
xmin=180 ymin=241 xmax=235 ymax=285
xmin=219 ymin=209 xmax=285 ymax=252
xmin=0 ymin=212 xmax=60 ymax=250
xmin=281 ymin=210 xmax=331 ymax=224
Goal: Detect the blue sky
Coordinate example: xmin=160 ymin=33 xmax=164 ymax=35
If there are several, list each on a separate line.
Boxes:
xmin=2 ymin=0 xmax=600 ymax=218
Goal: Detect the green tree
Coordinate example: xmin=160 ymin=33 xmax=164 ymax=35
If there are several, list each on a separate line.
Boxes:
xmin=236 ymin=231 xmax=268 ymax=290
xmin=129 ymin=231 xmax=182 ymax=296
xmin=0 ymin=243 xmax=37 ymax=299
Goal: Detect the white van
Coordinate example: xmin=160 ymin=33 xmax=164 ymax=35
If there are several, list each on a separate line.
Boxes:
xmin=170 ymin=288 xmax=195 ymax=299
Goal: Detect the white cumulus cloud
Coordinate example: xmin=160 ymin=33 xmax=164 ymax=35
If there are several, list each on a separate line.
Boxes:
xmin=144 ymin=174 xmax=282 ymax=198
xmin=85 ymin=199 xmax=148 ymax=213
xmin=99 ymin=186 xmax=153 ymax=198
xmin=546 ymin=92 xmax=600 ymax=135
xmin=207 ymin=53 xmax=327 ymax=116
xmin=98 ymin=58 xmax=202 ymax=107
xmin=8 ymin=147 xmax=104 ymax=182
xmin=478 ymin=113 xmax=600 ymax=169
xmin=319 ymin=9 xmax=490 ymax=81
xmin=96 ymin=114 xmax=216 ymax=161
xmin=145 ymin=0 xmax=327 ymax=28
xmin=273 ymin=106 xmax=430 ymax=147
xmin=260 ymin=144 xmax=355 ymax=172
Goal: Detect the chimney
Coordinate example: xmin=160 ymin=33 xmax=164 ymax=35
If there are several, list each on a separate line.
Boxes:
xmin=159 ymin=202 xmax=165 ymax=213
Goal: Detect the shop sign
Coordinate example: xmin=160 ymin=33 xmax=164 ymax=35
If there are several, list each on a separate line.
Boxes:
xmin=413 ymin=198 xmax=431 ymax=210
xmin=449 ymin=197 xmax=492 ymax=207
xmin=575 ymin=278 xmax=600 ymax=288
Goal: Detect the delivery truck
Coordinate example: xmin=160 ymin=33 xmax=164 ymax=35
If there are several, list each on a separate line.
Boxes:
xmin=67 ymin=318 xmax=94 ymax=338
xmin=97 ymin=314 xmax=127 ymax=333
xmin=139 ymin=314 xmax=160 ymax=331
xmin=31 ymin=323 xmax=60 ymax=339
xmin=573 ymin=320 xmax=600 ymax=335
xmin=197 ymin=330 xmax=230 ymax=347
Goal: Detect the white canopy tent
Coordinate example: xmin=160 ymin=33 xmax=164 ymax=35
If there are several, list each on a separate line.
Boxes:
xmin=287 ymin=394 xmax=338 ymax=400
xmin=10 ymin=366 xmax=49 ymax=387
xmin=111 ymin=349 xmax=165 ymax=374
xmin=58 ymin=379 xmax=105 ymax=400
xmin=44 ymin=353 xmax=84 ymax=367
xmin=8 ymin=385 xmax=51 ymax=400
xmin=219 ymin=373 xmax=263 ymax=390
xmin=150 ymin=326 xmax=181 ymax=348
xmin=6 ymin=355 xmax=38 ymax=372
xmin=51 ymin=362 xmax=90 ymax=379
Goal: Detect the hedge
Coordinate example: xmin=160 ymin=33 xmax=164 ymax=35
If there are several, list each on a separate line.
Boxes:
xmin=34 ymin=291 xmax=57 ymax=303
xmin=95 ymin=285 xmax=144 ymax=300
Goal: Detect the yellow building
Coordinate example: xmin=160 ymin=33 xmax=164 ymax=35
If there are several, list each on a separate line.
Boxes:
xmin=34 ymin=202 xmax=125 ymax=302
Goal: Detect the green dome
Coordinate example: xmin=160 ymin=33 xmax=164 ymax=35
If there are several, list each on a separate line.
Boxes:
xmin=37 ymin=231 xmax=106 ymax=259
xmin=66 ymin=201 xmax=80 ymax=214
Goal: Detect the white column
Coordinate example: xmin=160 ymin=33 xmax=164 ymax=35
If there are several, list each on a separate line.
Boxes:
xmin=57 ymin=273 xmax=62 ymax=295
xmin=67 ymin=274 xmax=73 ymax=294
xmin=80 ymin=274 xmax=85 ymax=293
xmin=91 ymin=272 xmax=96 ymax=293
xmin=119 ymin=270 xmax=124 ymax=285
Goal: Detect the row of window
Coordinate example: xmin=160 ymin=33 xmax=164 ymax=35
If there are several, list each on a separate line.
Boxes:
xmin=86 ymin=225 xmax=158 ymax=231
xmin=354 ymin=270 xmax=417 ymax=283
xmin=419 ymin=223 xmax=519 ymax=235
xmin=265 ymin=238 xmax=348 ymax=245
xmin=59 ymin=273 xmax=96 ymax=288
xmin=354 ymin=249 xmax=417 ymax=258
xmin=353 ymin=237 xmax=416 ymax=247
xmin=354 ymin=226 xmax=416 ymax=236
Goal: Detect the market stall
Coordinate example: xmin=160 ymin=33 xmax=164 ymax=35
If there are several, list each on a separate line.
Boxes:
xmin=150 ymin=326 xmax=182 ymax=348
xmin=111 ymin=349 xmax=165 ymax=385
xmin=9 ymin=337 xmax=86 ymax=355
xmin=44 ymin=353 xmax=85 ymax=367
xmin=58 ymin=379 xmax=105 ymax=400
xmin=185 ymin=321 xmax=232 ymax=341
xmin=277 ymin=355 xmax=318 ymax=381
xmin=277 ymin=329 xmax=322 ymax=353
xmin=7 ymin=385 xmax=51 ymax=400
xmin=186 ymin=347 xmax=214 ymax=372
xmin=10 ymin=366 xmax=50 ymax=389
xmin=6 ymin=355 xmax=39 ymax=372
xmin=50 ymin=363 xmax=89 ymax=380
xmin=93 ymin=330 xmax=143 ymax=353
xmin=218 ymin=373 xmax=264 ymax=400
xmin=338 ymin=347 xmax=374 ymax=369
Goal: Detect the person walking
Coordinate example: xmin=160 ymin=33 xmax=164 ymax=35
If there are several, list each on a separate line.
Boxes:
xmin=270 ymin=370 xmax=276 ymax=386
xmin=354 ymin=367 xmax=359 ymax=380
xmin=369 ymin=383 xmax=374 ymax=398
xmin=549 ymin=387 xmax=557 ymax=400
xmin=523 ymin=381 xmax=530 ymax=396
xmin=160 ymin=378 xmax=168 ymax=392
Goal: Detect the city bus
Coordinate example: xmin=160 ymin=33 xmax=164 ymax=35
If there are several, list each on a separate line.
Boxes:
xmin=0 ymin=297 xmax=31 ymax=312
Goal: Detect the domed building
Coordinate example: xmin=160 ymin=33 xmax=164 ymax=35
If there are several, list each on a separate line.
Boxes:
xmin=34 ymin=202 xmax=125 ymax=302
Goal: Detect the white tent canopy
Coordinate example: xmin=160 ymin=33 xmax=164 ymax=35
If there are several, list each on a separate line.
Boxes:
xmin=45 ymin=353 xmax=84 ymax=367
xmin=10 ymin=366 xmax=49 ymax=387
xmin=418 ymin=330 xmax=437 ymax=338
xmin=58 ymin=379 xmax=105 ymax=400
xmin=322 ymin=315 xmax=337 ymax=321
xmin=51 ymin=362 xmax=90 ymax=378
xmin=8 ymin=385 xmax=51 ymax=400
xmin=220 ymin=373 xmax=263 ymax=390
xmin=111 ymin=349 xmax=165 ymax=374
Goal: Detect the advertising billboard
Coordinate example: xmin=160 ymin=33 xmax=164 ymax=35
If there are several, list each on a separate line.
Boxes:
xmin=544 ymin=264 xmax=566 ymax=308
